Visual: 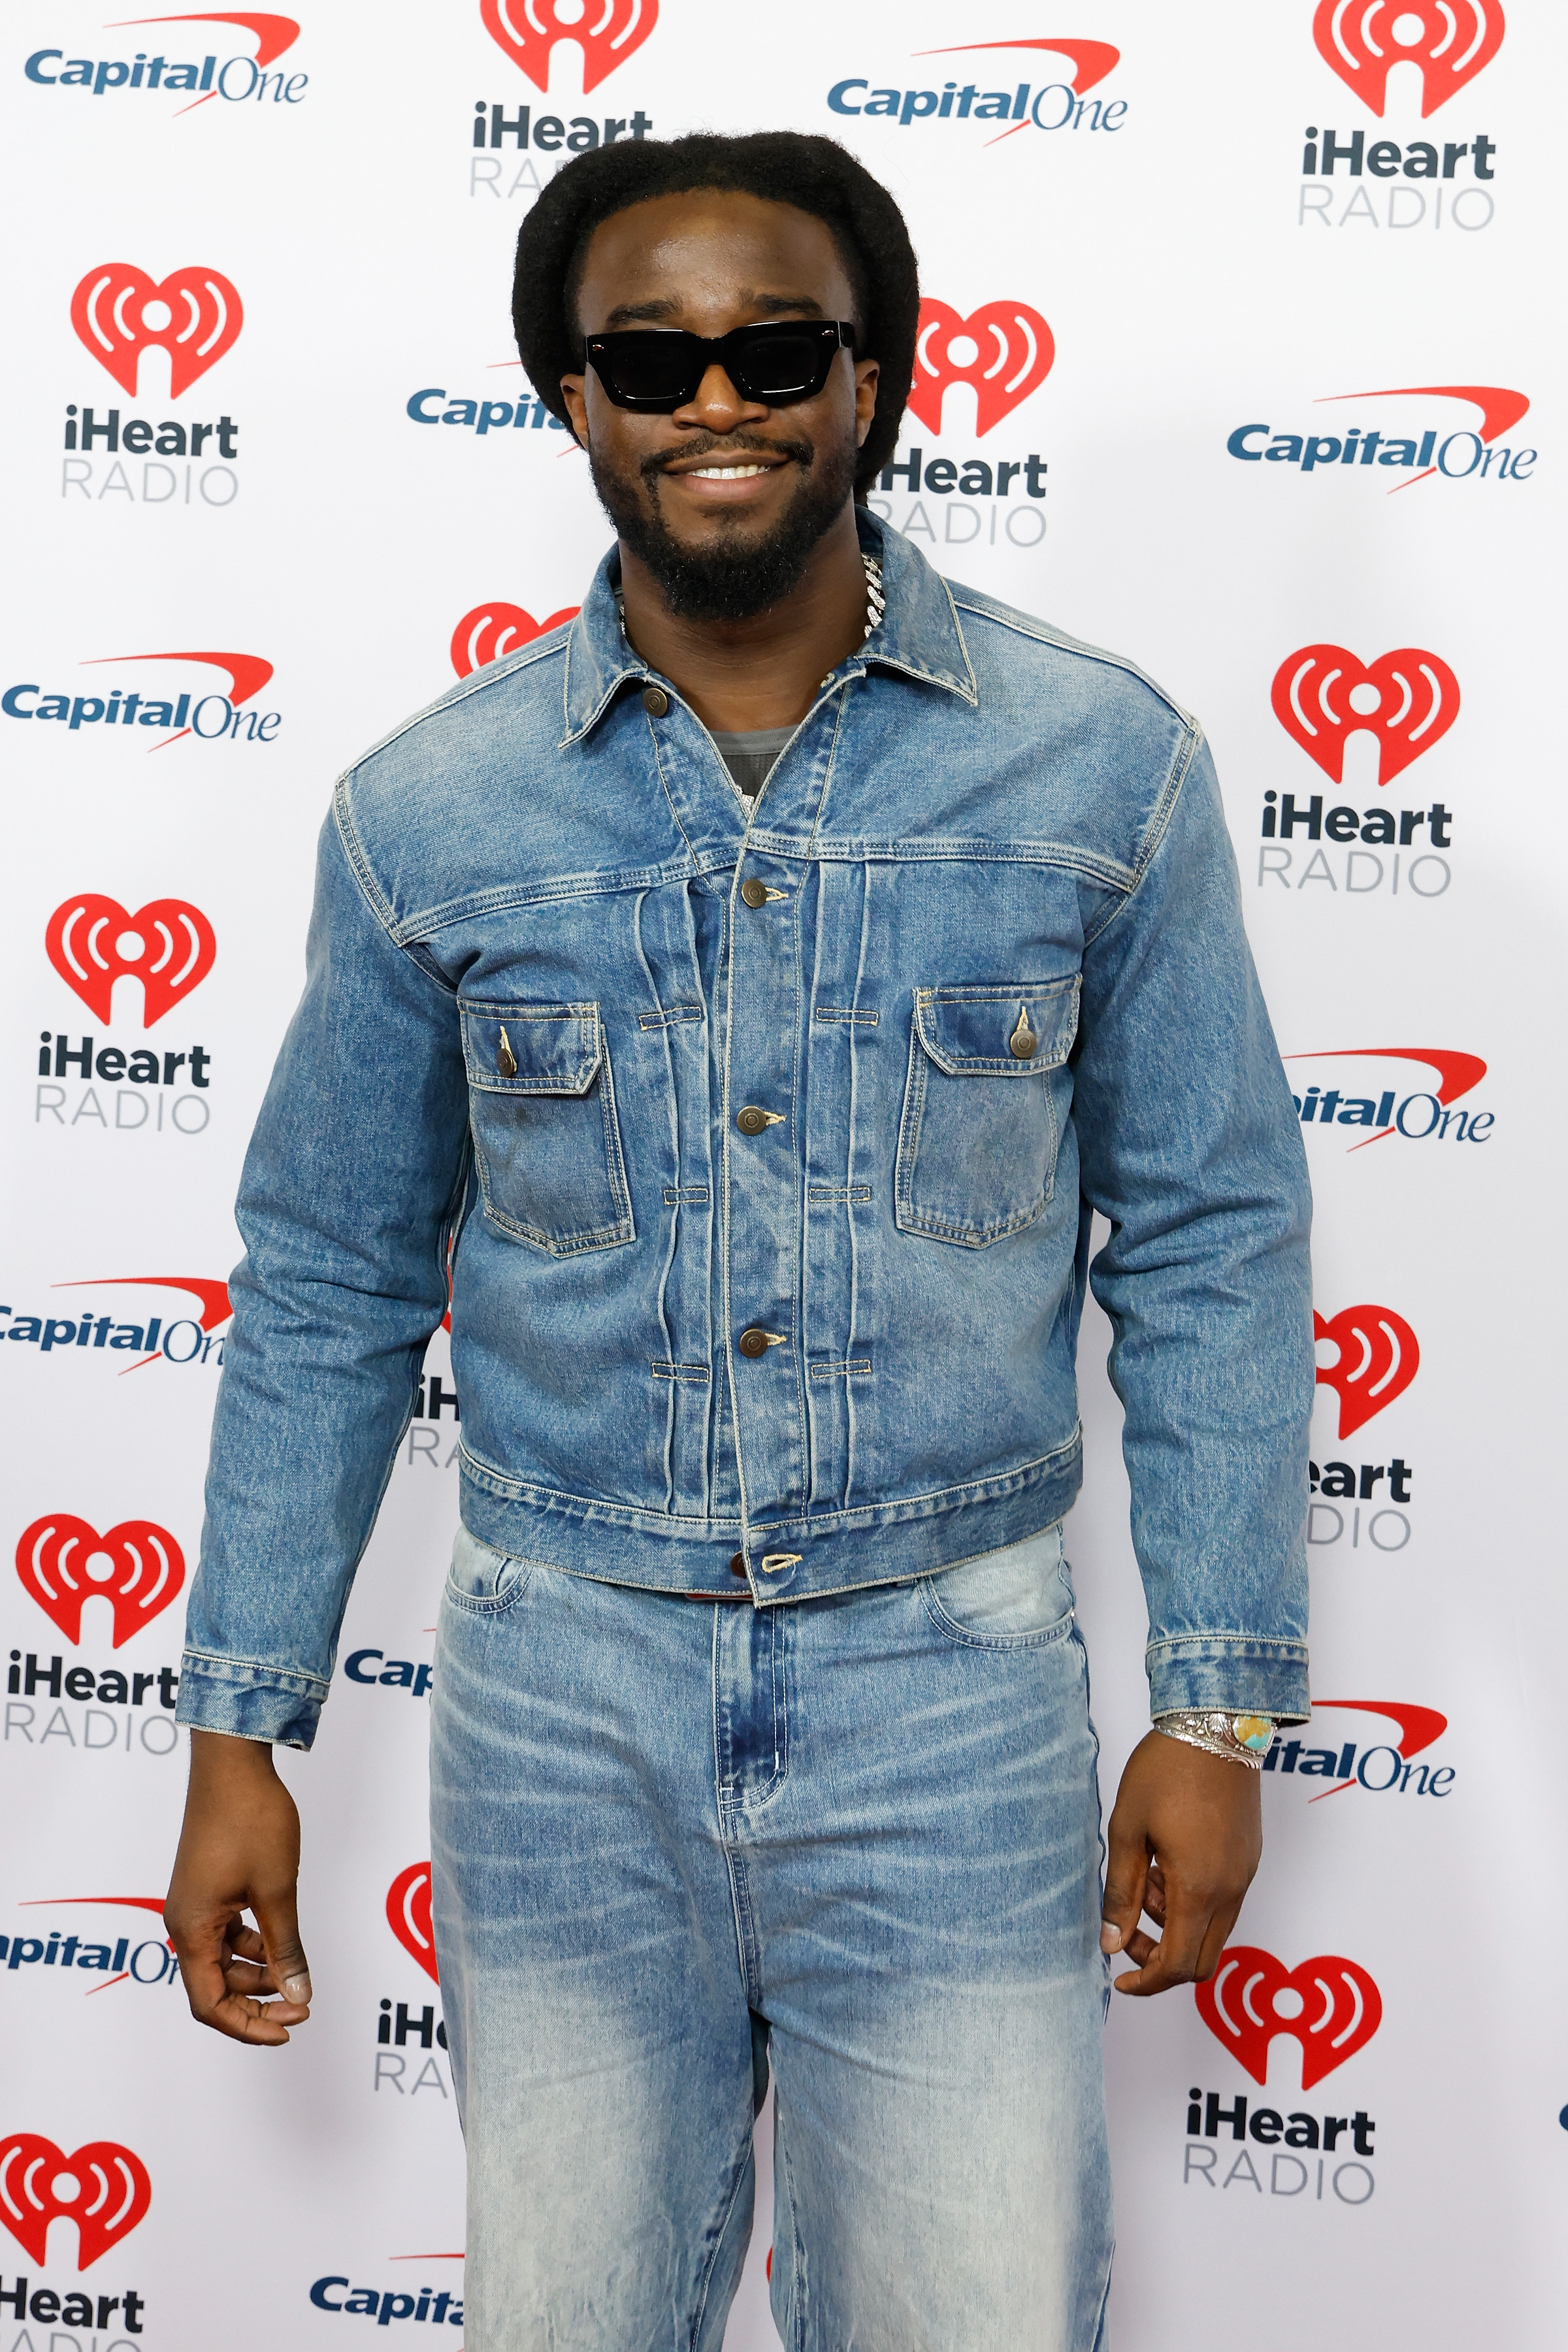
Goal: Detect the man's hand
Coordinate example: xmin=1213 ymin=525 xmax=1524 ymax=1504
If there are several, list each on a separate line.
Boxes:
xmin=164 ymin=1729 xmax=312 ymax=2046
xmin=1100 ymin=1729 xmax=1262 ymax=1995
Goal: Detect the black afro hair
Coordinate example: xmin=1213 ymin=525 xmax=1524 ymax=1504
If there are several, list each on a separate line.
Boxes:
xmin=512 ymin=131 xmax=919 ymax=497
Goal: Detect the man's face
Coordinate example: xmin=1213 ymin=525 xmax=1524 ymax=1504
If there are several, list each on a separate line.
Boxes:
xmin=559 ymin=191 xmax=881 ymax=622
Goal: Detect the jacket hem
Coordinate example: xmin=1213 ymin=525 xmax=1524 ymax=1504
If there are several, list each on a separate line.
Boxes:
xmin=457 ymin=1441 xmax=1084 ymax=1599
xmin=1145 ymin=1637 xmax=1310 ymax=1723
xmin=175 ymin=1653 xmax=328 ymax=1751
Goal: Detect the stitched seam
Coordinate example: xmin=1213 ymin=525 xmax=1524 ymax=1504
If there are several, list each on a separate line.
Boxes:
xmin=1084 ymin=720 xmax=1203 ymax=947
xmin=814 ymin=1005 xmax=878 ymax=1024
xmin=947 ymin=593 xmax=1198 ymax=729
xmin=809 ymin=1359 xmax=871 ymax=1379
xmin=651 ymin=1361 xmax=711 ymax=1382
xmin=178 ymin=1648 xmax=330 ymax=1699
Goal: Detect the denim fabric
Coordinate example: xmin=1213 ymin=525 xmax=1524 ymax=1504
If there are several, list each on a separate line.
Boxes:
xmin=178 ymin=513 xmax=1313 ymax=1748
xmin=431 ymin=1521 xmax=1113 ymax=2352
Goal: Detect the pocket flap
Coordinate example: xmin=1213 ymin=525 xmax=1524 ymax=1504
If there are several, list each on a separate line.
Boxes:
xmin=460 ymin=1002 xmax=603 ymax=1095
xmin=913 ymin=978 xmax=1080 ymax=1075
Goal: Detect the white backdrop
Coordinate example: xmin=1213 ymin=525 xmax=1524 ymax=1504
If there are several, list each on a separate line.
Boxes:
xmin=3 ymin=5 xmax=1565 ymax=2346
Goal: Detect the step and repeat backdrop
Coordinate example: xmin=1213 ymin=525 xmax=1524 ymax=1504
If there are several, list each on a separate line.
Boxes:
xmin=1 ymin=4 xmax=1563 ymax=2347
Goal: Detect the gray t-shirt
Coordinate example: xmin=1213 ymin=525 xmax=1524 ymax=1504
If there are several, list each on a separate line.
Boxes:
xmin=711 ymin=726 xmax=794 ymax=804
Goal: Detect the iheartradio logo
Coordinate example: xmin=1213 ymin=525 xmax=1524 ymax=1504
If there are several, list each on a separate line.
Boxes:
xmin=16 ymin=1514 xmax=185 ymax=1647
xmin=386 ymin=1863 xmax=438 ymax=1983
xmin=1313 ymin=0 xmax=1504 ymax=117
xmin=0 ymin=2134 xmax=151 ymax=2266
xmin=71 ymin=264 xmax=242 ymax=399
xmin=1196 ymin=1946 xmax=1382 ymax=2085
xmin=450 ymin=601 xmax=578 ymax=679
xmin=1315 ymin=1305 xmax=1418 ymax=1437
xmin=906 ymin=299 xmax=1054 ymax=437
xmin=481 ymin=0 xmax=658 ymax=92
xmin=46 ymin=894 xmax=216 ymax=1026
xmin=1272 ymin=645 xmax=1458 ymax=785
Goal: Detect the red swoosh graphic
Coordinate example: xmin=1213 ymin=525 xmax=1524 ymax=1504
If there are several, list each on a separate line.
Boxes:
xmin=1316 ymin=385 xmax=1529 ymax=443
xmin=20 ymin=1896 xmax=168 ymax=1913
xmin=913 ymin=37 xmax=1120 ymax=93
xmin=1313 ymin=1702 xmax=1448 ymax=1758
xmin=82 ymin=650 xmax=272 ymax=707
xmin=107 ymin=13 xmax=300 ymax=67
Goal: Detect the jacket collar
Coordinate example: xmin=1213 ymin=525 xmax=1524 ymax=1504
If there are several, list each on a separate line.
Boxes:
xmin=560 ymin=510 xmax=977 ymax=745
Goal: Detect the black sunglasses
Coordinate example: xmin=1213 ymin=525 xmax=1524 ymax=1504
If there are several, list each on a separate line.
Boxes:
xmin=583 ymin=319 xmax=857 ymax=412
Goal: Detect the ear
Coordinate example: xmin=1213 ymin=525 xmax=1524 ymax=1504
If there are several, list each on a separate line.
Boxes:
xmin=853 ymin=359 xmax=881 ymax=449
xmin=558 ymin=373 xmax=589 ymax=448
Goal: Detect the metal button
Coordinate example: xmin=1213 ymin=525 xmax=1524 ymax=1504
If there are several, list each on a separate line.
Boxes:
xmin=740 ymin=877 xmax=768 ymax=909
xmin=1009 ymin=1004 xmax=1039 ymax=1059
xmin=642 ymin=685 xmax=670 ymax=716
xmin=729 ymin=1552 xmax=749 ymax=1578
xmin=736 ymin=1105 xmax=772 ymax=1137
xmin=496 ymin=1024 xmax=517 ymax=1079
xmin=738 ymin=1328 xmax=771 ymax=1360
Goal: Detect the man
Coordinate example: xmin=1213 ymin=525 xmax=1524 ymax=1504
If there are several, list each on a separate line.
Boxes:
xmin=167 ymin=133 xmax=1312 ymax=2349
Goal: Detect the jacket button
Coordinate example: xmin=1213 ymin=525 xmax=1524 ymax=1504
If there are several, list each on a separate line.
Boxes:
xmin=737 ymin=1328 xmax=771 ymax=1359
xmin=729 ymin=1552 xmax=749 ymax=1578
xmin=736 ymin=1105 xmax=771 ymax=1136
xmin=642 ymin=685 xmax=670 ymax=716
xmin=740 ymin=877 xmax=768 ymax=909
xmin=1009 ymin=1009 xmax=1039 ymax=1058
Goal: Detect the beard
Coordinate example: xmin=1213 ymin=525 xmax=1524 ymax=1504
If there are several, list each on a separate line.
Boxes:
xmin=588 ymin=427 xmax=860 ymax=623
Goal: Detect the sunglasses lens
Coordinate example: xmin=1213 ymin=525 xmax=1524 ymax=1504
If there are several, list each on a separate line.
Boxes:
xmin=600 ymin=340 xmax=697 ymax=406
xmin=732 ymin=333 xmax=831 ymax=399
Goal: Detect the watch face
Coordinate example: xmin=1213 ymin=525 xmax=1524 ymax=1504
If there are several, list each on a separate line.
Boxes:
xmin=1233 ymin=1714 xmax=1276 ymax=1754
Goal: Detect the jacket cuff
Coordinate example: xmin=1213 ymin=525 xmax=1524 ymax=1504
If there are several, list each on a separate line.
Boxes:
xmin=1145 ymin=1635 xmax=1309 ymax=1725
xmin=175 ymin=1650 xmax=327 ymax=1750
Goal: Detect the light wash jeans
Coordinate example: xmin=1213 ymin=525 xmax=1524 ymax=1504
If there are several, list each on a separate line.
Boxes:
xmin=430 ymin=1519 xmax=1113 ymax=2351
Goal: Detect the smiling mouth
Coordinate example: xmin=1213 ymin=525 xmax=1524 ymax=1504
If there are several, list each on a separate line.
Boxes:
xmin=683 ymin=461 xmax=775 ymax=480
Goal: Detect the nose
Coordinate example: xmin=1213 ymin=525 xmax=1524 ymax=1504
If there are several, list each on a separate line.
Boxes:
xmin=674 ymin=362 xmax=770 ymax=431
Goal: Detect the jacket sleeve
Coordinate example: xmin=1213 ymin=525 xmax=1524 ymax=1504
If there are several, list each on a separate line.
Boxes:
xmin=1071 ymin=727 xmax=1313 ymax=1722
xmin=176 ymin=794 xmax=472 ymax=1748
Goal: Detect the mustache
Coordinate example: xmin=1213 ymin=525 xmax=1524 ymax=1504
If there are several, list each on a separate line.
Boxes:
xmin=639 ymin=431 xmax=813 ymax=487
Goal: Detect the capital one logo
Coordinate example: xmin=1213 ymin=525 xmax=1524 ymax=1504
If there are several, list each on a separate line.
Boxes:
xmin=0 ymin=2134 xmax=151 ymax=2266
xmin=1196 ymin=1948 xmax=1382 ymax=2085
xmin=16 ymin=1514 xmax=186 ymax=1646
xmin=907 ymin=299 xmax=1054 ymax=436
xmin=387 ymin=1863 xmax=438 ymax=1983
xmin=450 ymin=601 xmax=579 ymax=678
xmin=1315 ymin=1305 xmax=1418 ymax=1435
xmin=46 ymin=894 xmax=216 ymax=1025
xmin=482 ymin=0 xmax=657 ymax=91
xmin=71 ymin=263 xmax=242 ymax=397
xmin=1272 ymin=644 xmax=1458 ymax=783
xmin=1313 ymin=1 xmax=1504 ymax=117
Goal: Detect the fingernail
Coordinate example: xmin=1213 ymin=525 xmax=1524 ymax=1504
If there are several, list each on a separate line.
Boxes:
xmin=1100 ymin=1924 xmax=1122 ymax=1952
xmin=284 ymin=1974 xmax=312 ymax=2004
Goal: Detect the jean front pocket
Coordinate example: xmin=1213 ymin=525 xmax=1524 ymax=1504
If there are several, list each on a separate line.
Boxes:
xmin=894 ymin=977 xmax=1080 ymax=1249
xmin=920 ymin=1522 xmax=1074 ymax=1649
xmin=460 ymin=999 xmax=634 ymax=1256
xmin=442 ymin=1522 xmax=534 ymax=1616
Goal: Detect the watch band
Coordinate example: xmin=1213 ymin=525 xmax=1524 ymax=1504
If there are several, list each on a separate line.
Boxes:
xmin=1155 ymin=1709 xmax=1277 ymax=1769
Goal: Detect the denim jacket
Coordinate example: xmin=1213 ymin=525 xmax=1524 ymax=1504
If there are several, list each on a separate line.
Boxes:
xmin=178 ymin=515 xmax=1313 ymax=1749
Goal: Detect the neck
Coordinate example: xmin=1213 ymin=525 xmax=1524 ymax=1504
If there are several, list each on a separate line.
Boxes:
xmin=617 ymin=502 xmax=870 ymax=733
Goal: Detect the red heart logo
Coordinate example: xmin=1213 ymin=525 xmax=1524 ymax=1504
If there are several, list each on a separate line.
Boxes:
xmin=0 ymin=2136 xmax=152 ymax=2268
xmin=45 ymin=894 xmax=216 ymax=1027
xmin=15 ymin=1514 xmax=186 ymax=1648
xmin=1312 ymin=0 xmax=1505 ymax=120
xmin=906 ymin=299 xmax=1055 ymax=438
xmin=1196 ymin=1946 xmax=1382 ymax=2087
xmin=386 ymin=1863 xmax=438 ymax=1983
xmin=480 ymin=0 xmax=659 ymax=94
xmin=71 ymin=264 xmax=243 ymax=399
xmin=1314 ymin=1304 xmax=1420 ymax=1439
xmin=1271 ymin=644 xmax=1460 ymax=786
xmin=450 ymin=602 xmax=579 ymax=679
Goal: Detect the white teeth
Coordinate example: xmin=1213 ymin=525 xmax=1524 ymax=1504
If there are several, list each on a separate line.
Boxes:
xmin=687 ymin=463 xmax=769 ymax=479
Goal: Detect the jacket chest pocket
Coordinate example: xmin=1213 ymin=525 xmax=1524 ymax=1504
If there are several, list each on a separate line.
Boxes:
xmin=460 ymin=1000 xmax=634 ymax=1256
xmin=895 ymin=978 xmax=1080 ymax=1249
